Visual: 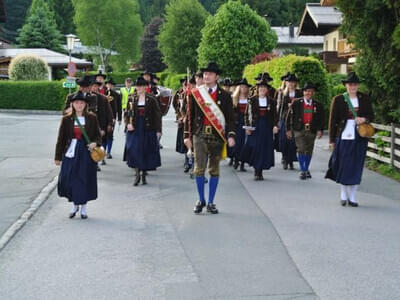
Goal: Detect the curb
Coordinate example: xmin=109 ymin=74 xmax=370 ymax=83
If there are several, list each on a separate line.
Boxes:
xmin=0 ymin=109 xmax=61 ymax=115
xmin=0 ymin=176 xmax=58 ymax=252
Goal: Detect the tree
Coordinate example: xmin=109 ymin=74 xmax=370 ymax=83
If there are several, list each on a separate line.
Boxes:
xmin=17 ymin=0 xmax=64 ymax=52
xmin=47 ymin=0 xmax=76 ymax=34
xmin=3 ymin=0 xmax=32 ymax=42
xmin=138 ymin=0 xmax=169 ymax=25
xmin=72 ymin=0 xmax=143 ymax=71
xmin=337 ymin=0 xmax=400 ymax=123
xmin=197 ymin=0 xmax=277 ymax=78
xmin=140 ymin=17 xmax=167 ymax=73
xmin=158 ymin=0 xmax=209 ymax=73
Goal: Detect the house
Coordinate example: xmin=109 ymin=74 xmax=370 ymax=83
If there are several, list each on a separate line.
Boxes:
xmin=297 ymin=0 xmax=357 ymax=74
xmin=0 ymin=48 xmax=93 ymax=80
xmin=272 ymin=25 xmax=323 ymax=56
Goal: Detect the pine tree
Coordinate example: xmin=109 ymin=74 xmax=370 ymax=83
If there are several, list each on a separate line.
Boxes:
xmin=17 ymin=0 xmax=64 ymax=52
xmin=47 ymin=0 xmax=76 ymax=34
xmin=3 ymin=0 xmax=32 ymax=42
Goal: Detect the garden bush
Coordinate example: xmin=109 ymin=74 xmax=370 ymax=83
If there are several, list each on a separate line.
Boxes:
xmin=9 ymin=54 xmax=49 ymax=81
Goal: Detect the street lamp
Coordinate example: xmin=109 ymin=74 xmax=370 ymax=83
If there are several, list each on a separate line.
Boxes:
xmin=65 ymin=34 xmax=77 ymax=93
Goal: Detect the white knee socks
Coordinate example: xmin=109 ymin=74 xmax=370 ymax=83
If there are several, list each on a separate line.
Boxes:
xmin=340 ymin=185 xmax=358 ymax=203
xmin=80 ymin=204 xmax=87 ymax=215
xmin=340 ymin=185 xmax=348 ymax=201
xmin=71 ymin=205 xmax=79 ymax=213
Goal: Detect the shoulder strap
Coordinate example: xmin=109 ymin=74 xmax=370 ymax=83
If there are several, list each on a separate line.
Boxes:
xmin=74 ymin=116 xmax=91 ymax=144
xmin=343 ymin=92 xmax=358 ymax=118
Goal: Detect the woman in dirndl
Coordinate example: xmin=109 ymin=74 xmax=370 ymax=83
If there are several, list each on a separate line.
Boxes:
xmin=277 ymin=74 xmax=303 ymax=170
xmin=240 ymin=79 xmax=279 ymax=180
xmin=231 ymin=78 xmax=251 ymax=171
xmin=326 ymin=72 xmax=374 ymax=207
xmin=55 ymin=92 xmax=102 ymax=219
xmin=125 ymin=76 xmax=162 ymax=186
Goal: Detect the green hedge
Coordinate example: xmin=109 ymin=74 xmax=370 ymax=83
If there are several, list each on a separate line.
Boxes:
xmin=0 ymin=81 xmax=70 ymax=110
xmin=75 ymin=71 xmax=142 ymax=84
xmin=243 ymin=55 xmax=331 ymax=110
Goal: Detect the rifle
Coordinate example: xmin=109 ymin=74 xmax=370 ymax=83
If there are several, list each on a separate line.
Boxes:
xmin=186 ymin=67 xmax=193 ymax=156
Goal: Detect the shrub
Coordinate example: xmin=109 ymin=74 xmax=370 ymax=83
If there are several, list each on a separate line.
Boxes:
xmin=9 ymin=54 xmax=49 ymax=81
xmin=0 ymin=81 xmax=70 ymax=110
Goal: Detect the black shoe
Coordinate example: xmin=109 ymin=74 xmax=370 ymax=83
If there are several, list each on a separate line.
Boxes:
xmin=107 ymin=153 xmax=112 ymax=159
xmin=97 ymin=166 xmax=101 ymax=172
xmin=341 ymin=199 xmax=347 ymax=206
xmin=228 ymin=158 xmax=233 ymax=166
xmin=69 ymin=212 xmax=77 ymax=219
xmin=80 ymin=214 xmax=88 ymax=219
xmin=233 ymin=159 xmax=239 ymax=170
xmin=184 ymin=164 xmax=190 ymax=173
xmin=205 ymin=178 xmax=208 ymax=184
xmin=282 ymin=160 xmax=288 ymax=170
xmin=239 ymin=162 xmax=247 ymax=172
xmin=101 ymin=159 xmax=106 ymax=165
xmin=207 ymin=203 xmax=219 ymax=214
xmin=289 ymin=163 xmax=294 ymax=170
xmin=159 ymin=144 xmax=163 ymax=149
xmin=306 ymin=171 xmax=312 ymax=178
xmin=142 ymin=171 xmax=147 ymax=185
xmin=300 ymin=171 xmax=307 ymax=180
xmin=194 ymin=201 xmax=206 ymax=214
xmin=348 ymin=200 xmax=359 ymax=207
xmin=134 ymin=169 xmax=140 ymax=186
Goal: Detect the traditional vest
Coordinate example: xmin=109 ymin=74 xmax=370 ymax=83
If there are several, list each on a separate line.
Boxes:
xmin=203 ymin=90 xmax=218 ymax=126
xmin=303 ymin=100 xmax=313 ymax=124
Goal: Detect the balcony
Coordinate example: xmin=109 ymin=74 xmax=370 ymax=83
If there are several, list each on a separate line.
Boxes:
xmin=320 ymin=51 xmax=348 ymax=65
xmin=338 ymin=39 xmax=358 ymax=58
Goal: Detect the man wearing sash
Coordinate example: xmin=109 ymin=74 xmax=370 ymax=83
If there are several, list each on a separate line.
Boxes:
xmin=184 ymin=62 xmax=235 ymax=214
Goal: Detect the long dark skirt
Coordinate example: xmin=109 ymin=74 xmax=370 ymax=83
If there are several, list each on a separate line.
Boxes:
xmin=58 ymin=139 xmax=98 ymax=205
xmin=278 ymin=119 xmax=298 ymax=163
xmin=233 ymin=113 xmax=246 ymax=161
xmin=240 ymin=117 xmax=275 ymax=170
xmin=326 ymin=131 xmax=368 ymax=185
xmin=125 ymin=116 xmax=161 ymax=170
xmin=176 ymin=126 xmax=187 ymax=154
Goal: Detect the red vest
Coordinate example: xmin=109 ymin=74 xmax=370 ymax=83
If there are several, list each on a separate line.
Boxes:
xmin=203 ymin=90 xmax=218 ymax=126
xmin=303 ymin=101 xmax=313 ymax=124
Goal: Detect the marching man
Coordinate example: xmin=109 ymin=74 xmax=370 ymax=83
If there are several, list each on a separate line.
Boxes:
xmin=184 ymin=62 xmax=236 ymax=214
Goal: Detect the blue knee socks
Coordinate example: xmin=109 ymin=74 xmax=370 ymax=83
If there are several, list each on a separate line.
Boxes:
xmin=106 ymin=139 xmax=113 ymax=154
xmin=298 ymin=154 xmax=306 ymax=171
xmin=208 ymin=176 xmax=219 ymax=204
xmin=305 ymin=155 xmax=312 ymax=171
xmin=195 ymin=176 xmax=206 ymax=204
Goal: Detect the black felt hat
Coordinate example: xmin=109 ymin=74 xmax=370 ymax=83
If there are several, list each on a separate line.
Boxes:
xmin=70 ymin=91 xmax=89 ymax=103
xmin=200 ymin=62 xmax=222 ymax=75
xmin=135 ymin=76 xmax=149 ymax=86
xmin=256 ymin=78 xmax=272 ymax=88
xmin=180 ymin=77 xmax=187 ymax=84
xmin=286 ymin=74 xmax=299 ymax=82
xmin=237 ymin=78 xmax=251 ymax=87
xmin=94 ymin=71 xmax=107 ymax=80
xmin=342 ymin=72 xmax=361 ymax=84
xmin=141 ymin=70 xmax=153 ymax=77
xmin=302 ymin=82 xmax=317 ymax=91
xmin=255 ymin=72 xmax=273 ymax=82
xmin=280 ymin=72 xmax=291 ymax=81
xmin=222 ymin=78 xmax=232 ymax=86
xmin=90 ymin=76 xmax=103 ymax=86
xmin=105 ymin=77 xmax=116 ymax=85
xmin=76 ymin=75 xmax=92 ymax=87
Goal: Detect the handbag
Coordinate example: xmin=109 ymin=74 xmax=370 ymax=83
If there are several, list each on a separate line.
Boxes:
xmin=343 ymin=93 xmax=375 ymax=138
xmin=74 ymin=116 xmax=106 ymax=162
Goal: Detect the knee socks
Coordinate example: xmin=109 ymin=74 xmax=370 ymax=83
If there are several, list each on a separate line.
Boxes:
xmin=80 ymin=204 xmax=87 ymax=215
xmin=106 ymin=139 xmax=113 ymax=154
xmin=71 ymin=205 xmax=79 ymax=213
xmin=208 ymin=176 xmax=219 ymax=205
xmin=341 ymin=185 xmax=358 ymax=203
xmin=298 ymin=154 xmax=306 ymax=171
xmin=340 ymin=185 xmax=348 ymax=201
xmin=195 ymin=176 xmax=206 ymax=204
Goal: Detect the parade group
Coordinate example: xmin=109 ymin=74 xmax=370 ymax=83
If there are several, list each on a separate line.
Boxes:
xmin=54 ymin=61 xmax=374 ymax=219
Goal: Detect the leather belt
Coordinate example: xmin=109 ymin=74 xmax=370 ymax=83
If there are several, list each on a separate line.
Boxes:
xmin=203 ymin=125 xmax=213 ymax=135
xmin=304 ymin=123 xmax=311 ymax=131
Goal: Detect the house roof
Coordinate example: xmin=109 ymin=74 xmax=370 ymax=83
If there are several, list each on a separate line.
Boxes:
xmin=62 ymin=40 xmax=118 ymax=56
xmin=272 ymin=26 xmax=323 ymax=46
xmin=0 ymin=0 xmax=6 ymax=23
xmin=0 ymin=48 xmax=93 ymax=67
xmin=297 ymin=3 xmax=342 ymax=36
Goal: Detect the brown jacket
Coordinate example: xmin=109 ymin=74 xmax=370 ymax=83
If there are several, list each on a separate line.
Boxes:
xmin=55 ymin=113 xmax=102 ymax=161
xmin=245 ymin=96 xmax=278 ymax=129
xmin=183 ymin=86 xmax=236 ymax=140
xmin=328 ymin=92 xmax=374 ymax=143
xmin=124 ymin=93 xmax=161 ymax=132
xmin=286 ymin=98 xmax=325 ymax=133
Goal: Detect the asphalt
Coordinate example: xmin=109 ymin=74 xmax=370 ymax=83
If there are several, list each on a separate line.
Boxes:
xmin=0 ymin=111 xmax=399 ymax=299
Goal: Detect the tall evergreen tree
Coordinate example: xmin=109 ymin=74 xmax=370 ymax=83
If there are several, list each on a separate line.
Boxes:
xmin=140 ymin=17 xmax=166 ymax=72
xmin=47 ymin=0 xmax=76 ymax=34
xmin=17 ymin=0 xmax=63 ymax=51
xmin=158 ymin=0 xmax=209 ymax=73
xmin=3 ymin=0 xmax=32 ymax=42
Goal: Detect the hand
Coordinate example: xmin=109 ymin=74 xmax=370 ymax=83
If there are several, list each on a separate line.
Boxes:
xmin=246 ymin=129 xmax=252 ymax=136
xmin=101 ymin=130 xmax=105 ymax=136
xmin=55 ymin=160 xmax=61 ymax=166
xmin=317 ymin=130 xmax=323 ymax=139
xmin=107 ymin=125 xmax=112 ymax=132
xmin=228 ymin=137 xmax=235 ymax=148
xmin=286 ymin=131 xmax=292 ymax=139
xmin=355 ymin=117 xmax=366 ymax=125
xmin=184 ymin=138 xmax=192 ymax=150
xmin=157 ymin=132 xmax=162 ymax=138
xmin=329 ymin=143 xmax=335 ymax=151
xmin=127 ymin=124 xmax=134 ymax=131
xmin=273 ymin=126 xmax=279 ymax=134
xmin=88 ymin=143 xmax=97 ymax=151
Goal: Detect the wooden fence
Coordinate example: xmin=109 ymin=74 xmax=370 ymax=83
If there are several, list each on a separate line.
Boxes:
xmin=367 ymin=123 xmax=400 ymax=169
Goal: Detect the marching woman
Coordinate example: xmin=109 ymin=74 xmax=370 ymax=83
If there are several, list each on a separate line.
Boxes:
xmin=55 ymin=92 xmax=102 ymax=219
xmin=232 ymin=78 xmax=251 ymax=171
xmin=277 ymin=74 xmax=302 ymax=170
xmin=125 ymin=77 xmax=162 ymax=186
xmin=240 ymin=79 xmax=279 ymax=180
xmin=326 ymin=72 xmax=374 ymax=207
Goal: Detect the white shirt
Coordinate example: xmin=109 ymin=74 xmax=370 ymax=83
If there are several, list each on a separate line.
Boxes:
xmin=341 ymin=96 xmax=359 ymax=140
xmin=239 ymin=98 xmax=248 ymax=104
xmin=138 ymin=98 xmax=146 ymax=106
xmin=259 ymin=97 xmax=267 ymax=107
xmin=65 ymin=117 xmax=86 ymax=158
xmin=207 ymin=85 xmax=218 ymax=94
xmin=304 ymin=98 xmax=313 ymax=106
xmin=289 ymin=91 xmax=295 ymax=98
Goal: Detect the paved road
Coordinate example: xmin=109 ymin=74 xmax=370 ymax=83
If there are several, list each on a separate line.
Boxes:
xmin=0 ymin=111 xmax=399 ymax=299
